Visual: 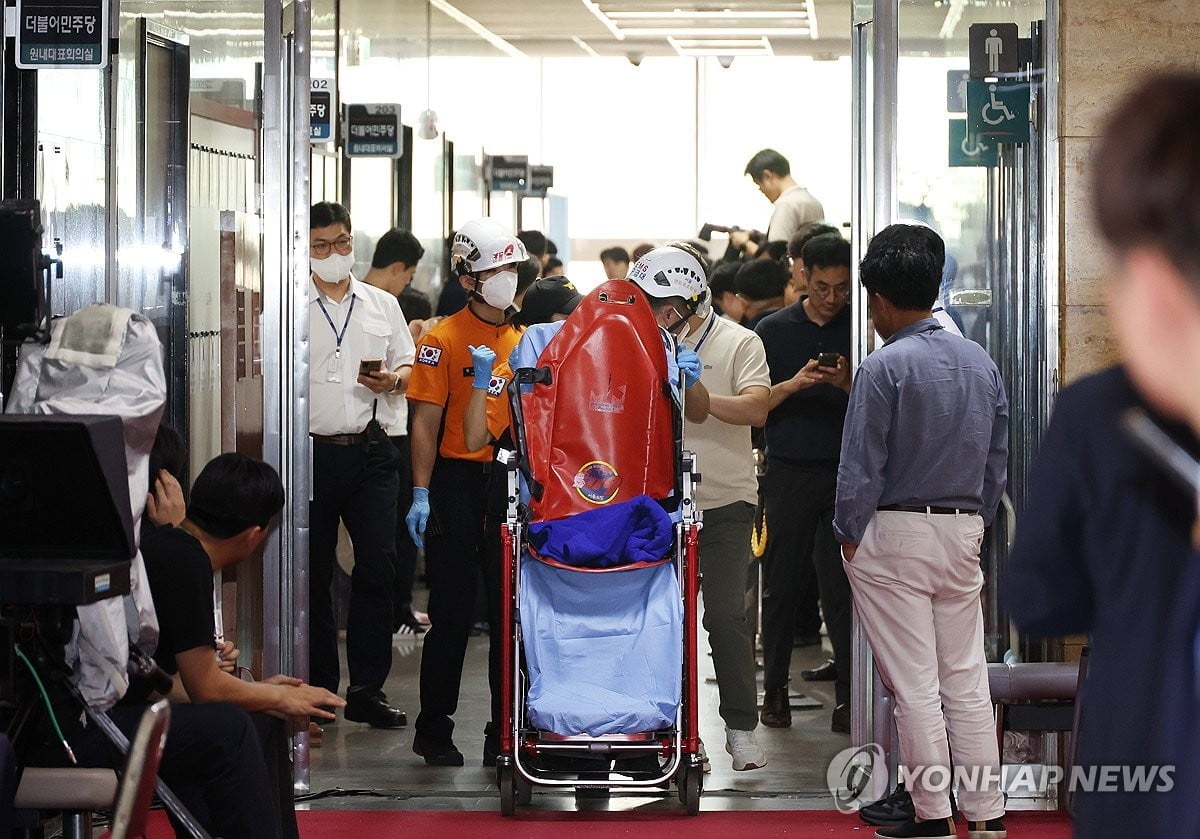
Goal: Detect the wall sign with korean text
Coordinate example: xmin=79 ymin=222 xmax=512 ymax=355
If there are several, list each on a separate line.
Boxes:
xmin=16 ymin=0 xmax=109 ymax=69
xmin=343 ymin=104 xmax=401 ymax=158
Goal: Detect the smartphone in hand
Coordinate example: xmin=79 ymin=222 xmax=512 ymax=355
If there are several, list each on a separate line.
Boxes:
xmin=358 ymin=358 xmax=383 ymax=377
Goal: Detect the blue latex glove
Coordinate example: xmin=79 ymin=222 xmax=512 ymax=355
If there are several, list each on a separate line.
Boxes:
xmin=469 ymin=344 xmax=497 ymax=390
xmin=677 ymin=347 xmax=702 ymax=389
xmin=406 ymin=487 xmax=430 ymax=548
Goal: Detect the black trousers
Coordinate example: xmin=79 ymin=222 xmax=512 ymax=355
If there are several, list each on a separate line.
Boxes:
xmin=72 ymin=702 xmax=282 ymax=839
xmin=309 ymin=437 xmax=400 ymax=695
xmin=761 ymin=460 xmax=852 ymax=704
xmin=415 ymin=457 xmax=503 ymax=745
xmin=390 ymin=434 xmax=419 ymax=628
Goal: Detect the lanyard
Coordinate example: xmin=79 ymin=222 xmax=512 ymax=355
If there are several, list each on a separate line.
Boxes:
xmin=692 ymin=311 xmax=718 ymax=354
xmin=316 ymin=293 xmax=356 ymax=357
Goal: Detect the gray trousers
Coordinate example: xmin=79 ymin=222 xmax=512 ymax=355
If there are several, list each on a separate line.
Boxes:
xmin=698 ymin=501 xmax=759 ymax=731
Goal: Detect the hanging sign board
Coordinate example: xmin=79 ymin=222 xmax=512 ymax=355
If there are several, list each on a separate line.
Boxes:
xmin=527 ymin=165 xmax=554 ymax=197
xmin=948 ymin=119 xmax=998 ymax=167
xmin=343 ymin=104 xmax=401 ymax=158
xmin=968 ymin=22 xmax=1019 ymax=78
xmin=488 ymin=155 xmax=529 ymax=192
xmin=15 ymin=0 xmax=109 ymax=69
xmin=310 ymin=79 xmax=334 ymax=143
xmin=966 ymin=79 xmax=1030 ymax=143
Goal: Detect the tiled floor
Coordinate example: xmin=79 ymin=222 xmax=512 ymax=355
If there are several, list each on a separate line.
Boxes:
xmin=306 ymin=604 xmax=851 ymax=813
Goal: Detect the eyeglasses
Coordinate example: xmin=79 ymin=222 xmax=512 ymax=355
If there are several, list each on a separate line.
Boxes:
xmin=810 ymin=283 xmax=850 ymax=299
xmin=311 ymin=235 xmax=354 ymax=258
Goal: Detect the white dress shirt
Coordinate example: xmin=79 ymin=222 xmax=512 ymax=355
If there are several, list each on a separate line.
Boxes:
xmin=309 ymin=276 xmax=415 ymax=435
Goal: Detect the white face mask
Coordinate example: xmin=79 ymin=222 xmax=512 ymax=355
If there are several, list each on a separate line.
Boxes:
xmin=478 ymin=269 xmax=518 ymax=309
xmin=311 ymin=252 xmax=355 ymax=284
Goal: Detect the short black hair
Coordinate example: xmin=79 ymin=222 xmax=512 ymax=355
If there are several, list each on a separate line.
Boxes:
xmin=744 ymin=148 xmax=790 ymax=182
xmin=600 ymin=246 xmax=630 ymax=264
xmin=757 ymin=240 xmax=789 ymax=263
xmin=858 ymin=223 xmax=942 ymax=311
xmin=398 ymin=287 xmax=432 ymax=322
xmin=735 ymin=258 xmax=788 ymax=302
xmin=517 ymin=230 xmax=548 ymax=258
xmin=788 ymin=222 xmax=839 ymax=259
xmin=517 ymin=255 xmax=541 ymax=295
xmin=708 ymin=260 xmax=740 ymax=298
xmin=802 ymin=233 xmax=852 ymax=272
xmin=545 ymin=238 xmax=558 ymax=257
xmin=149 ymin=423 xmax=187 ymax=484
xmin=188 ymin=453 xmax=285 ymax=539
xmin=371 ymin=228 xmax=424 ymax=269
xmin=310 ymin=201 xmax=352 ymax=232
xmin=545 ymin=257 xmax=564 ymax=273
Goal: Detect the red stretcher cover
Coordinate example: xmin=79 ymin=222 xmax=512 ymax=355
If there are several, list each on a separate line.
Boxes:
xmin=519 ymin=280 xmax=676 ymax=522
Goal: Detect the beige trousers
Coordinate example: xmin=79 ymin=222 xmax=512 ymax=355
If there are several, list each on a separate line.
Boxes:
xmin=843 ymin=510 xmax=1005 ymax=822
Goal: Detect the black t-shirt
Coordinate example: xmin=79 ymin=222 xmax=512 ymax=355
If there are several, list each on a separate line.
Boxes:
xmin=139 ymin=524 xmax=217 ymax=677
xmin=755 ymin=300 xmax=851 ymax=463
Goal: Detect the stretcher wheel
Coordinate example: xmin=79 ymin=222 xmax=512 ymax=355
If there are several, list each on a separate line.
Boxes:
xmin=499 ymin=764 xmax=517 ymax=816
xmin=678 ymin=761 xmax=702 ymax=815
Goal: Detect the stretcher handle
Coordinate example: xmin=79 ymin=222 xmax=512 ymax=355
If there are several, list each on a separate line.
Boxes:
xmin=507 ymin=367 xmax=552 ymax=502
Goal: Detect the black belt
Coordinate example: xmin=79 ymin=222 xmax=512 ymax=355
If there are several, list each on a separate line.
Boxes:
xmin=877 ymin=504 xmax=978 ymax=516
xmin=311 ymin=432 xmax=364 ymax=446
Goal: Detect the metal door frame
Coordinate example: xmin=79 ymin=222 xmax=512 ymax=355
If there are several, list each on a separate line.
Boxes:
xmin=136 ymin=19 xmax=190 ymax=441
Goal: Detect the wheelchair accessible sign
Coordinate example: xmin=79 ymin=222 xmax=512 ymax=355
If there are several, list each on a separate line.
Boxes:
xmin=948 ymin=119 xmax=997 ymax=168
xmin=966 ymin=79 xmax=1029 ymax=144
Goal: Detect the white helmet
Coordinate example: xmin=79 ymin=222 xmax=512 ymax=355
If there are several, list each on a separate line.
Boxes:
xmin=452 ymin=218 xmax=528 ymax=274
xmin=628 ymin=246 xmax=709 ymax=311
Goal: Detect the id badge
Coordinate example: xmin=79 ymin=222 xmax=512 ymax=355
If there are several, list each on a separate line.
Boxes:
xmin=325 ymin=351 xmax=343 ymax=383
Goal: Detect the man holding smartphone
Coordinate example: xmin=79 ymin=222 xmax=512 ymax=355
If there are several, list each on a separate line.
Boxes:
xmin=754 ymin=232 xmax=854 ymax=733
xmin=308 ymin=201 xmax=415 ymax=729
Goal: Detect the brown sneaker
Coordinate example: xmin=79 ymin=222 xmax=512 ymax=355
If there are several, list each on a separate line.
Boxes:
xmin=760 ymin=687 xmax=791 ymax=727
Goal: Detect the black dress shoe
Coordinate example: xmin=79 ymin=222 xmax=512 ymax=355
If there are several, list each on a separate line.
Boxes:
xmin=875 ymin=817 xmax=955 ymax=838
xmin=760 ymin=686 xmax=791 ymax=728
xmin=413 ymin=734 xmax=465 ymax=766
xmin=801 ymin=659 xmax=838 ymax=681
xmin=831 ymin=703 xmax=850 ymax=733
xmin=344 ymin=689 xmax=407 ymax=729
xmin=483 ymin=722 xmax=500 ymax=766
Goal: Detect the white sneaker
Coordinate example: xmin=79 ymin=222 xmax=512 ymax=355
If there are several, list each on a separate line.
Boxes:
xmin=724 ymin=727 xmax=766 ymax=771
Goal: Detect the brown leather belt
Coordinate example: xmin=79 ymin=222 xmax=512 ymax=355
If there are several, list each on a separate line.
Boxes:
xmin=310 ymin=433 xmax=364 ymax=446
xmin=877 ymin=504 xmax=978 ymax=515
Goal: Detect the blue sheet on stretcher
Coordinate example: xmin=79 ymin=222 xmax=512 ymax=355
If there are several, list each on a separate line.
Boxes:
xmin=520 ymin=554 xmax=682 ymax=736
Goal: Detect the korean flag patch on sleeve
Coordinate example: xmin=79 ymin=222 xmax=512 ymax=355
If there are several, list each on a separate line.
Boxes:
xmin=417 ymin=345 xmax=443 ymax=366
xmin=487 ymin=375 xmax=507 ymax=397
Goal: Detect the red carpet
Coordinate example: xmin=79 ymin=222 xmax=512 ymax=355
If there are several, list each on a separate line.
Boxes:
xmin=147 ymin=808 xmax=1071 ymax=837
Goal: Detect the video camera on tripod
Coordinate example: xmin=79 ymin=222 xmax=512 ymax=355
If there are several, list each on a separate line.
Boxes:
xmin=0 ymin=414 xmax=170 ymax=713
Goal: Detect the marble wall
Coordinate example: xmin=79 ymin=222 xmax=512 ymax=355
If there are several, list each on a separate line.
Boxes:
xmin=1059 ymin=0 xmax=1200 ymax=382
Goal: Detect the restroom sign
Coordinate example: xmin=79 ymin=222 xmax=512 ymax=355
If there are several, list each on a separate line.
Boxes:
xmin=948 ymin=119 xmax=998 ymax=168
xmin=16 ymin=0 xmax=109 ymax=69
xmin=968 ymin=23 xmax=1018 ymax=78
xmin=966 ymin=79 xmax=1030 ymax=143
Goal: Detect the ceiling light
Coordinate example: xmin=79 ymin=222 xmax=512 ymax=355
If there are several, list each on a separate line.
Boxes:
xmin=428 ymin=0 xmax=527 ymax=58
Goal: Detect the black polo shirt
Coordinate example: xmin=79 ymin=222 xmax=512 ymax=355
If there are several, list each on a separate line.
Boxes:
xmin=755 ymin=299 xmax=851 ymax=463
